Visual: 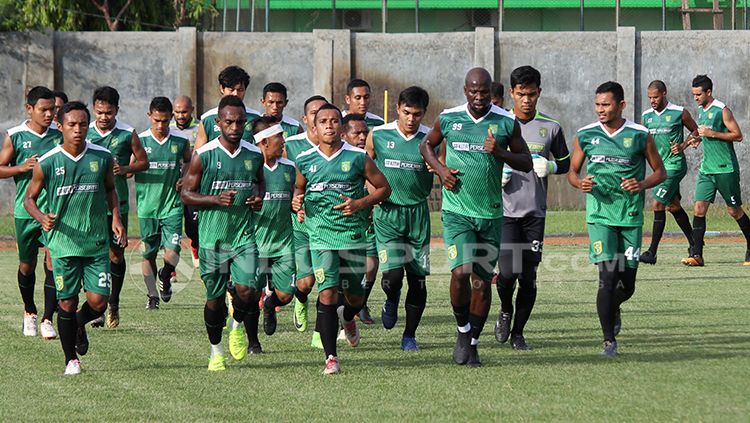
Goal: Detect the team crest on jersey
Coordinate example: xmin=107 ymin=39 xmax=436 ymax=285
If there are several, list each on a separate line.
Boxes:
xmin=378 ymin=250 xmax=388 ymax=264
xmin=488 ymin=124 xmax=498 ymax=135
xmin=244 ymin=160 xmax=253 ymax=170
xmin=665 ymin=115 xmax=672 ymax=122
xmin=538 ymin=127 xmax=548 ymax=138
xmin=111 ymin=139 xmax=118 ymax=146
xmin=171 ymin=145 xmax=179 ymax=154
xmin=623 ymin=138 xmax=633 ymax=148
xmin=283 ymin=131 xmax=289 ymax=138
xmin=448 ymin=244 xmax=458 ymax=260
xmin=55 ymin=275 xmax=64 ymax=290
xmin=89 ymin=161 xmax=99 ymax=172
xmin=708 ymin=112 xmax=714 ymax=119
xmin=314 ymin=268 xmax=325 ymax=284
xmin=593 ymin=241 xmax=603 ymax=256
xmin=284 ymin=172 xmax=291 ymax=182
xmin=341 ymin=161 xmax=351 ymax=172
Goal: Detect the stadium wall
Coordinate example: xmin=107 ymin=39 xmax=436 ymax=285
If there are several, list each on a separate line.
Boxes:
xmin=1 ymin=28 xmax=749 ymax=212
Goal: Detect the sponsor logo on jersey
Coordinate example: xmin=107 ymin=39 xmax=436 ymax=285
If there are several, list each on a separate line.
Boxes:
xmin=210 ymin=180 xmax=253 ymax=190
xmin=538 ymin=127 xmax=548 ymax=138
xmin=341 ymin=161 xmax=351 ymax=172
xmin=149 ymin=161 xmax=177 ymax=170
xmin=383 ymin=159 xmax=426 ymax=171
xmin=309 ymin=182 xmax=354 ymax=192
xmin=56 ymin=183 xmax=99 ymax=196
xmin=590 ymin=155 xmax=632 ymax=166
xmin=263 ymin=191 xmax=291 ymax=201
xmin=452 ymin=142 xmax=485 ymax=153
xmin=623 ymin=138 xmax=633 ymax=148
xmin=89 ymin=161 xmax=99 ymax=172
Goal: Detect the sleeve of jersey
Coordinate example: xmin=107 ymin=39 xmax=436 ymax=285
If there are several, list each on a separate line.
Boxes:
xmin=550 ymin=128 xmax=570 ymax=174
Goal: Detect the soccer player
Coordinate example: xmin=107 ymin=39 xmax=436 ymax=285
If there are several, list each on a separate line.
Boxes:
xmin=260 ymin=82 xmax=303 ymax=138
xmin=249 ymin=116 xmax=297 ymax=351
xmin=181 ymin=95 xmax=265 ymax=371
xmin=135 ymin=97 xmax=191 ymax=312
xmin=494 ymin=66 xmax=570 ymax=350
xmin=366 ymin=86 xmax=432 ymax=351
xmin=171 ymin=95 xmax=201 ymax=268
xmin=639 ymin=80 xmax=699 ymax=264
xmin=568 ymin=81 xmax=666 ymax=357
xmin=292 ymin=103 xmax=391 ymax=374
xmin=52 ymin=90 xmax=68 ymax=126
xmin=0 ymin=86 xmax=62 ymax=339
xmin=25 ymin=101 xmax=126 ymax=375
xmin=341 ymin=113 xmax=378 ymax=324
xmin=285 ymin=95 xmax=328 ymax=340
xmin=420 ymin=67 xmax=532 ymax=367
xmin=344 ymin=79 xmax=385 ymax=129
xmin=194 ymin=65 xmax=260 ymax=150
xmin=491 ymin=82 xmax=504 ymax=108
xmin=87 ymin=86 xmax=148 ymax=325
xmin=682 ymin=75 xmax=749 ymax=266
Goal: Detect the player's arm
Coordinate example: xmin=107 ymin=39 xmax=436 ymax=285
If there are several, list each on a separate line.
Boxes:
xmin=291 ymin=167 xmax=307 ymax=222
xmin=681 ymin=109 xmax=700 ymax=150
xmin=194 ymin=121 xmax=208 ymax=149
xmin=181 ymin=153 xmax=235 ymax=207
xmin=700 ymin=107 xmax=742 ymax=143
xmin=419 ymin=117 xmax=458 ymax=190
xmin=489 ymin=121 xmax=533 ymax=172
xmin=105 ymin=158 xmax=127 ymax=247
xmin=550 ymin=130 xmax=570 ymax=175
xmin=334 ymin=156 xmax=391 ymax=216
xmin=621 ymin=134 xmax=666 ymax=193
xmin=246 ymin=160 xmax=265 ymax=211
xmin=23 ymin=164 xmax=55 ymax=231
xmin=176 ymin=142 xmax=192 ymax=192
xmin=567 ymin=136 xmax=594 ymax=193
xmin=365 ymin=130 xmax=376 ymax=159
xmin=116 ymin=131 xmax=149 ymax=175
xmin=0 ymin=135 xmax=36 ymax=178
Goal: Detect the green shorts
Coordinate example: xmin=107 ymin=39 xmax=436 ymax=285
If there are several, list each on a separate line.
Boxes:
xmin=653 ymin=167 xmax=686 ymax=205
xmin=107 ymin=214 xmax=129 ymax=251
xmin=441 ymin=210 xmax=502 ymax=282
xmin=587 ymin=223 xmax=642 ymax=269
xmin=374 ymin=202 xmax=430 ymax=276
xmin=694 ymin=171 xmax=742 ymax=206
xmin=366 ymin=224 xmax=377 ymax=257
xmin=139 ymin=214 xmax=183 ymax=259
xmin=52 ymin=254 xmax=110 ymax=300
xmin=310 ymin=249 xmax=366 ymax=296
xmin=199 ymin=242 xmax=259 ymax=300
xmin=293 ymin=228 xmax=313 ymax=279
xmin=258 ymin=253 xmax=296 ymax=295
xmin=15 ymin=218 xmax=45 ymax=263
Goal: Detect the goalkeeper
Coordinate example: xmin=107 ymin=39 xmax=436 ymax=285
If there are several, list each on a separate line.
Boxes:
xmin=494 ymin=66 xmax=570 ymax=350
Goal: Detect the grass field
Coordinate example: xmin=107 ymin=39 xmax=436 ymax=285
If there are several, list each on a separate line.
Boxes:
xmin=0 ymin=240 xmax=748 ymax=421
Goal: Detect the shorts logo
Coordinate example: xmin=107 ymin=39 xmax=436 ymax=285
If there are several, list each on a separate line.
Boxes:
xmin=538 ymin=127 xmax=548 ymax=138
xmin=244 ymin=160 xmax=253 ymax=170
xmin=55 ymin=275 xmax=64 ymax=290
xmin=314 ymin=268 xmax=325 ymax=284
xmin=623 ymin=138 xmax=632 ymax=148
xmin=378 ymin=250 xmax=388 ymax=264
xmin=171 ymin=145 xmax=179 ymax=154
xmin=448 ymin=244 xmax=458 ymax=260
xmin=593 ymin=240 xmax=603 ymax=256
xmin=341 ymin=161 xmax=351 ymax=172
xmin=89 ymin=161 xmax=99 ymax=172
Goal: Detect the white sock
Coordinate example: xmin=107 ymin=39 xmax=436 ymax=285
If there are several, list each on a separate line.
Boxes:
xmin=231 ymin=318 xmax=242 ymax=330
xmin=457 ymin=323 xmax=471 ymax=334
xmin=471 ymin=338 xmax=479 ymax=346
xmin=210 ymin=342 xmax=223 ymax=356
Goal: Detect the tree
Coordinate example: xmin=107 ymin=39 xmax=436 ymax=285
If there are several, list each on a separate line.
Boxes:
xmin=90 ymin=0 xmax=133 ymax=31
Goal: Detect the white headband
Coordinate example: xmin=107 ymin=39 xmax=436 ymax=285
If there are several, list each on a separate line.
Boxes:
xmin=254 ymin=124 xmax=283 ymax=143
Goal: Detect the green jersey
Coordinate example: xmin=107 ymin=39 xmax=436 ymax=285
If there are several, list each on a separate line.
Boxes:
xmin=134 ymin=129 xmax=189 ymax=219
xmin=371 ymin=121 xmax=433 ymax=206
xmin=641 ymin=103 xmax=687 ymax=172
xmin=343 ymin=111 xmax=385 ymax=130
xmin=284 ymin=132 xmax=318 ymax=233
xmin=439 ymin=104 xmax=515 ymax=219
xmin=697 ymin=100 xmax=737 ymax=174
xmin=296 ymin=143 xmax=369 ymax=250
xmin=255 ymin=158 xmax=296 ymax=257
xmin=38 ymin=143 xmax=112 ymax=257
xmin=279 ymin=115 xmax=302 ymax=139
xmin=7 ymin=121 xmax=62 ymax=219
xmin=195 ymin=139 xmax=264 ymax=250
xmin=577 ymin=121 xmax=649 ymax=227
xmin=87 ymin=121 xmax=136 ymax=213
xmin=200 ymin=106 xmax=261 ymax=143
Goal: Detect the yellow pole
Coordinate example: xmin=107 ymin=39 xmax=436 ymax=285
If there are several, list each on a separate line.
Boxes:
xmin=383 ymin=90 xmax=388 ymax=122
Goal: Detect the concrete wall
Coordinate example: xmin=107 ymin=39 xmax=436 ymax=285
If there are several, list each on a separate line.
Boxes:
xmin=1 ymin=28 xmax=749 ymax=214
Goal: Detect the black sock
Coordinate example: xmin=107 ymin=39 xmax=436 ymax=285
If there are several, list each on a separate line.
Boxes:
xmin=318 ymin=302 xmax=339 ymax=358
xmin=204 ymin=304 xmax=224 ymax=345
xmin=265 ymin=291 xmax=283 ymax=308
xmin=18 ymin=270 xmax=37 ymax=314
xmin=231 ymin=294 xmax=250 ymax=323
xmin=57 ymin=309 xmax=78 ymax=363
xmin=596 ymin=262 xmax=619 ymax=342
xmin=42 ymin=266 xmax=57 ymax=321
xmin=381 ymin=268 xmax=404 ymax=304
xmin=469 ymin=313 xmax=488 ymax=341
xmin=671 ymin=208 xmax=694 ymax=246
xmin=294 ymin=288 xmax=308 ymax=304
xmin=342 ymin=300 xmax=363 ymax=322
xmin=403 ymin=273 xmax=426 ymax=338
xmin=244 ymin=299 xmax=260 ymax=345
xmin=511 ymin=276 xmax=537 ymax=336
xmin=363 ymin=284 xmax=373 ymax=305
xmin=496 ymin=273 xmax=516 ymax=315
xmin=692 ymin=216 xmax=706 ymax=257
xmin=76 ymin=301 xmax=105 ymax=327
xmin=649 ymin=210 xmax=666 ymax=254
xmin=109 ymin=260 xmax=126 ymax=308
xmin=615 ymin=268 xmax=637 ymax=307
xmin=735 ymin=214 xmax=750 ymax=250
xmin=314 ymin=297 xmax=321 ymax=332
xmin=452 ymin=304 xmax=470 ymax=329
xmin=159 ymin=262 xmax=175 ymax=280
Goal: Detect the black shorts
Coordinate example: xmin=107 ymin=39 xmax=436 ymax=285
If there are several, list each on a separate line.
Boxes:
xmin=498 ymin=216 xmax=545 ymax=272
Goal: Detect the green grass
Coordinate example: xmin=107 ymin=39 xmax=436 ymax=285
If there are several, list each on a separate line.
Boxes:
xmin=0 ymin=242 xmax=748 ymax=421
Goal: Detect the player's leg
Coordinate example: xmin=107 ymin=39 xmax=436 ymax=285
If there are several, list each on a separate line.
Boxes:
xmin=612 ymin=226 xmax=641 ymax=339
xmin=495 ymin=217 xmax=522 ymax=343
xmin=183 ymin=205 xmax=200 ymax=268
xmin=644 ymin=169 xmax=687 ymax=264
xmin=292 ymin=228 xmax=314 ymax=333
xmin=262 ymin=254 xmax=295 ymax=336
xmin=715 ymin=171 xmax=750 ymax=264
xmin=508 ymin=216 xmax=544 ymax=350
xmin=200 ymin=247 xmax=229 ymax=371
xmin=77 ymin=254 xmax=112 ymax=358
xmin=157 ymin=214 xmax=183 ymax=303
xmin=401 ymin=202 xmax=431 ymax=351
xmin=313 ymin=250 xmax=342 ymax=374
xmin=140 ymin=218 xmax=161 ymax=310
xmin=231 ymin=242 xmax=261 ymax=358
xmin=588 ymin=223 xmax=622 ymax=357
xmin=53 ymin=256 xmax=83 ymax=374
xmin=375 ymin=204 xmax=407 ymax=330
xmin=40 ymin=249 xmax=57 ymax=339
xmin=686 ymin=172 xmax=716 ymax=266
xmin=15 ymin=218 xmax=42 ymax=336
xmin=108 ymin=214 xmax=127 ymax=319
xmin=666 ymin=173 xmax=695 ymax=253
xmin=340 ymin=249 xmax=366 ymax=348
xmin=358 ymin=227 xmax=378 ymax=324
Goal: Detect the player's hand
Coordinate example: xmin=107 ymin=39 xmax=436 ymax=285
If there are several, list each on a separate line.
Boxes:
xmin=216 ymin=190 xmax=236 ymax=206
xmin=296 ymin=209 xmax=305 ymax=223
xmin=112 ymin=159 xmax=124 ymax=176
xmin=292 ymin=194 xmax=304 ymax=212
xmin=246 ymin=195 xmax=263 ymax=211
xmin=697 ymin=125 xmax=713 ymax=138
xmin=669 ymin=142 xmax=681 ymax=155
xmin=333 ymin=194 xmax=362 ymax=216
xmin=620 ymin=177 xmax=642 ymax=193
xmin=175 ymin=178 xmax=183 ymax=192
xmin=437 ymin=167 xmax=460 ymax=190
xmin=580 ymin=175 xmax=596 ymax=193
xmin=20 ymin=155 xmax=38 ymax=172
xmin=113 ymin=221 xmax=128 ymax=248
xmin=40 ymin=213 xmax=56 ymax=231
xmin=484 ymin=128 xmax=498 ymax=156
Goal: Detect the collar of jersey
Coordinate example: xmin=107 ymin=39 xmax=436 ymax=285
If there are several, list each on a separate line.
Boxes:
xmin=60 ymin=143 xmax=89 ymax=162
xmin=464 ymin=103 xmax=493 ymax=124
xmin=22 ymin=120 xmax=50 ymax=138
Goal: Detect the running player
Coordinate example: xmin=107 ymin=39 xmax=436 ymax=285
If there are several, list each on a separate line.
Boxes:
xmin=366 ymin=86 xmax=432 ymax=351
xmin=639 ymin=80 xmax=699 ymax=264
xmin=567 ymin=81 xmax=666 ymax=357
xmin=86 ymin=86 xmax=148 ymax=325
xmin=260 ymin=82 xmax=303 ymax=138
xmin=52 ymin=90 xmax=68 ymax=126
xmin=494 ymin=66 xmax=570 ymax=350
xmin=25 ymin=101 xmax=126 ymax=375
xmin=341 ymin=113 xmax=377 ymax=324
xmin=0 ymin=86 xmax=62 ymax=339
xmin=250 ymin=116 xmax=297 ymax=350
xmin=344 ymin=79 xmax=385 ymax=129
xmin=135 ymin=97 xmax=191 ymax=312
xmin=420 ymin=67 xmax=533 ymax=367
xmin=171 ymin=95 xmax=201 ymax=268
xmin=682 ymin=75 xmax=750 ymax=266
xmin=491 ymin=82 xmax=504 ymax=108
xmin=181 ymin=95 xmax=265 ymax=371
xmin=194 ymin=65 xmax=260 ymax=149
xmin=285 ymin=95 xmax=328 ymax=342
xmin=293 ymin=103 xmax=390 ymax=374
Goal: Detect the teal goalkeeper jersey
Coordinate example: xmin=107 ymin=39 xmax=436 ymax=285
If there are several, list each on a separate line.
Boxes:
xmin=641 ymin=103 xmax=687 ymax=172
xmin=255 ymin=158 xmax=296 ymax=257
xmin=135 ymin=129 xmax=189 ymax=219
xmin=87 ymin=121 xmax=136 ymax=214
